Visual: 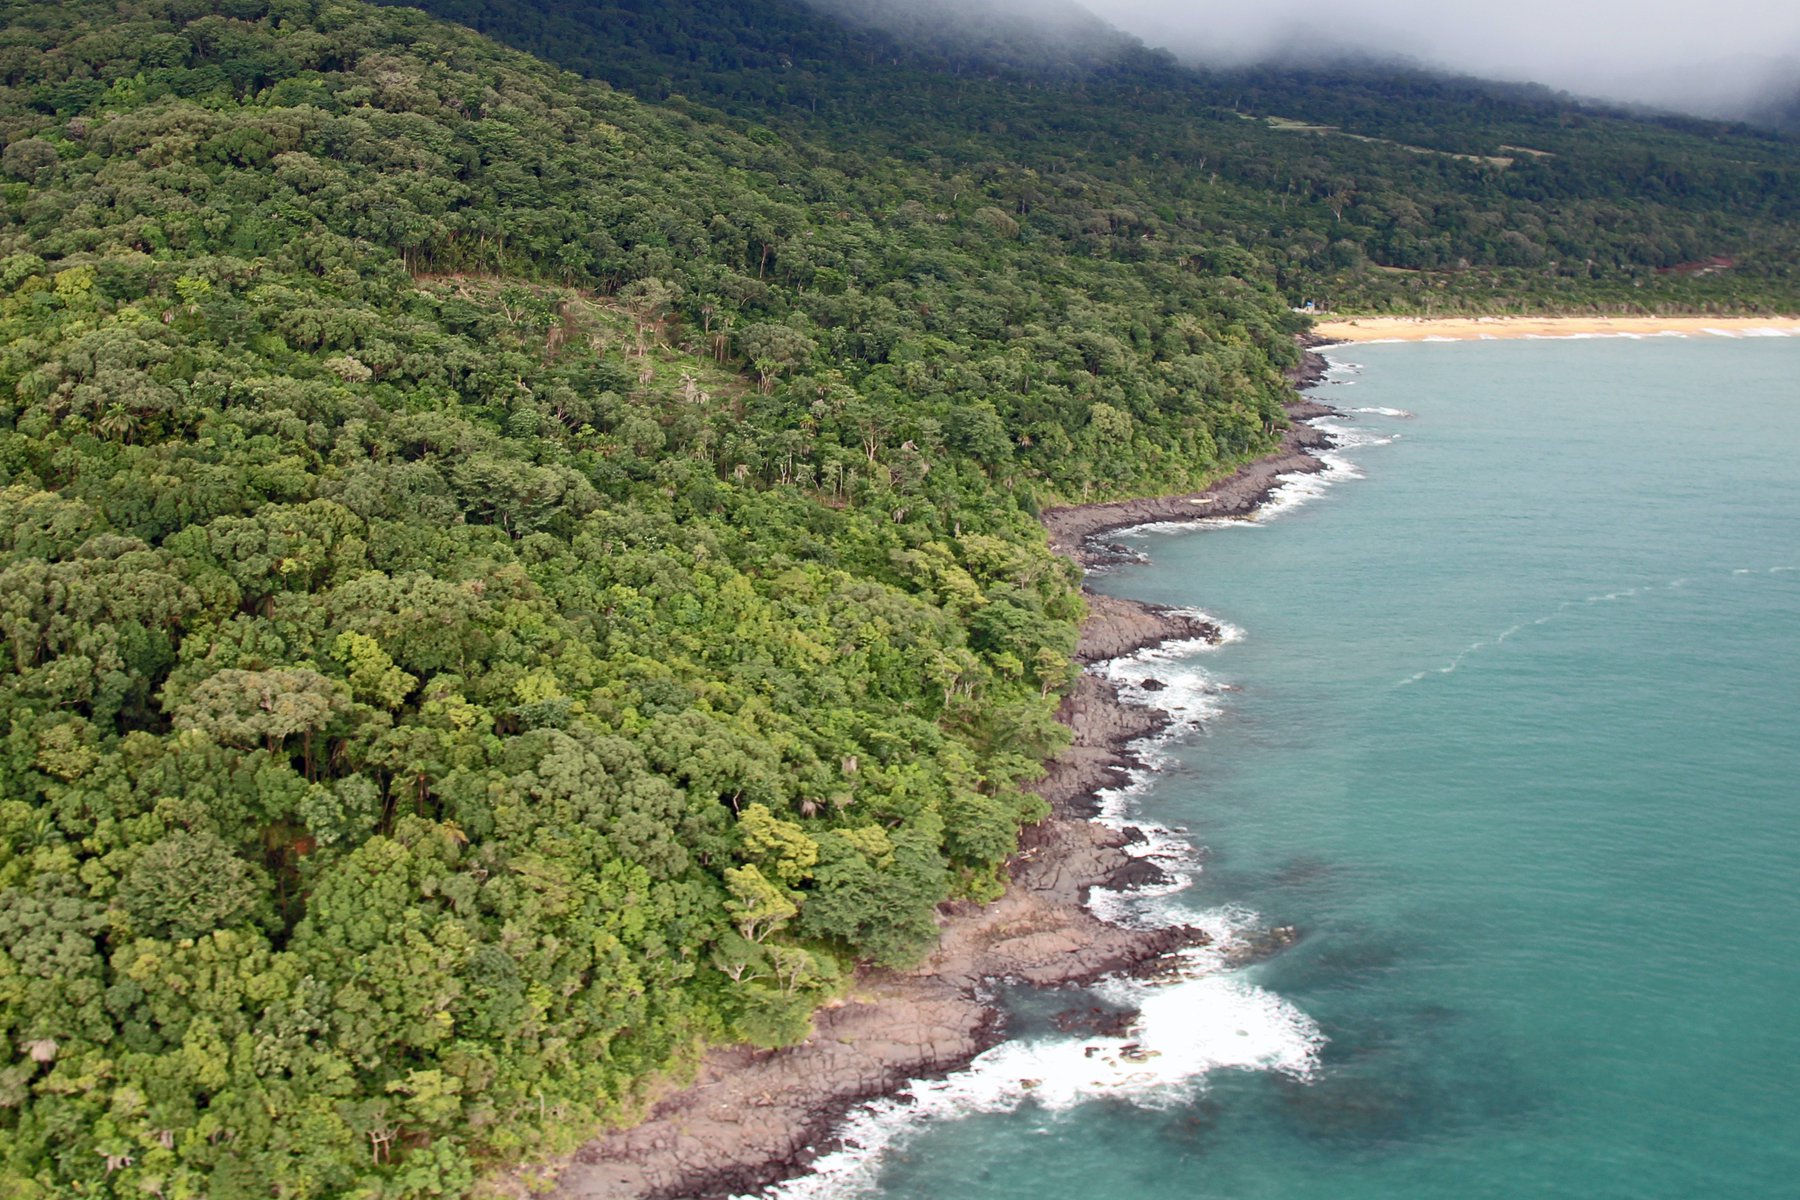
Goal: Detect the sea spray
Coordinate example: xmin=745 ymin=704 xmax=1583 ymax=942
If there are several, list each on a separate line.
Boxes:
xmin=758 ymin=956 xmax=1322 ymax=1200
xmin=751 ymin=609 xmax=1326 ymax=1200
xmin=1114 ymin=412 xmax=1401 ymax=541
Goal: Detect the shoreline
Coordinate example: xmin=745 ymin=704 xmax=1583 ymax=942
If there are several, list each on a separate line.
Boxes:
xmin=1308 ymin=314 xmax=1800 ymax=344
xmin=535 ymin=356 xmax=1340 ymax=1200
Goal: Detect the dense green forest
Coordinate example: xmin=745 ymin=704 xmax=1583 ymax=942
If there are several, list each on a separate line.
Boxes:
xmin=0 ymin=0 xmax=1308 ymax=1194
xmin=392 ymin=0 xmax=1800 ymax=314
xmin=0 ymin=0 xmax=1794 ymax=1196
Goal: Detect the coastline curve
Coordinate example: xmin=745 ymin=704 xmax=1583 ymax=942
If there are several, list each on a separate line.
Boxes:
xmin=529 ymin=353 xmax=1343 ymax=1200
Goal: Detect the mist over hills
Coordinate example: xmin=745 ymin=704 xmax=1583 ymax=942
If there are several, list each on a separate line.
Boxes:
xmin=818 ymin=0 xmax=1800 ymax=129
xmin=387 ymin=0 xmax=1800 ymax=316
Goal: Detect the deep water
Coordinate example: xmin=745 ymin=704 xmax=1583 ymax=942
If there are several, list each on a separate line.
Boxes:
xmin=778 ymin=337 xmax=1800 ymax=1200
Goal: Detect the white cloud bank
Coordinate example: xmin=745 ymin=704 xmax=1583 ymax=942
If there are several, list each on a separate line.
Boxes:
xmin=1093 ymin=0 xmax=1800 ymax=116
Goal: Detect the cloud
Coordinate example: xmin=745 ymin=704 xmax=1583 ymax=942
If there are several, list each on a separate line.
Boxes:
xmin=825 ymin=0 xmax=1800 ymax=119
xmin=1094 ymin=0 xmax=1800 ymax=116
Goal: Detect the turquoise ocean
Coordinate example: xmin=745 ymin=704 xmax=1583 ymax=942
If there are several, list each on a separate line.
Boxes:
xmin=765 ymin=335 xmax=1800 ymax=1200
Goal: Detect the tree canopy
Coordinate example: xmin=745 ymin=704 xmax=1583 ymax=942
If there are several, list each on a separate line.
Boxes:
xmin=0 ymin=0 xmax=1793 ymax=1196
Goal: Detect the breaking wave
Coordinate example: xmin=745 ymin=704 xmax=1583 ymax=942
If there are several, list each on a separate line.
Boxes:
xmin=757 ymin=940 xmax=1323 ymax=1200
xmin=746 ymin=379 xmax=1408 ymax=1200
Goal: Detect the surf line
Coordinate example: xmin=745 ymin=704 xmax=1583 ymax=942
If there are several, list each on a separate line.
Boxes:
xmin=755 ymin=402 xmax=1403 ymax=1199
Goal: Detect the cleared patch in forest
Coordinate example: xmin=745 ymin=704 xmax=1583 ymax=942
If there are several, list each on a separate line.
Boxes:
xmin=1245 ymin=112 xmax=1516 ymax=167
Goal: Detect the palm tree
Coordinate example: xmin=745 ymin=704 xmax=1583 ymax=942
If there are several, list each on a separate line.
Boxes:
xmin=97 ymin=404 xmax=138 ymax=443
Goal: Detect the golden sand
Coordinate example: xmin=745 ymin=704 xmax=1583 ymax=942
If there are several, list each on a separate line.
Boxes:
xmin=1309 ymin=315 xmax=1800 ymax=344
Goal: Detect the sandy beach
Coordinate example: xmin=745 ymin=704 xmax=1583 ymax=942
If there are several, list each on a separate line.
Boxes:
xmin=520 ymin=362 xmax=1340 ymax=1200
xmin=1309 ymin=315 xmax=1800 ymax=343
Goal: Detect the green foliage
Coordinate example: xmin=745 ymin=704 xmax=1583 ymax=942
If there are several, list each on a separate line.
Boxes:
xmin=7 ymin=0 xmax=1785 ymax=1195
xmin=116 ymin=829 xmax=270 ymax=940
xmin=0 ymin=1 xmax=1270 ymax=1191
xmin=399 ymin=0 xmax=1800 ymax=316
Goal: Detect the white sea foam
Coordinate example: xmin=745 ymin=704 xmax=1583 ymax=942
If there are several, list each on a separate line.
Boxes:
xmin=1703 ymin=327 xmax=1743 ymax=338
xmin=751 ymin=397 xmax=1392 ymax=1200
xmin=1098 ymin=624 xmax=1240 ymax=738
xmin=756 ymin=941 xmax=1323 ymax=1200
xmin=1347 ymin=406 xmax=1415 ymax=418
xmin=1102 ymin=439 xmax=1367 ymax=538
xmin=1256 ymin=457 xmax=1349 ymax=516
xmin=751 ymin=611 xmax=1331 ymax=1200
xmin=1308 ymin=420 xmax=1396 ymax=450
xmin=1515 ymin=330 xmax=1703 ymax=342
xmin=1081 ymin=615 xmax=1242 ymax=898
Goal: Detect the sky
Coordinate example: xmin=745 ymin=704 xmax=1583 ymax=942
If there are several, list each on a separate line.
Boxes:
xmin=1088 ymin=0 xmax=1800 ymax=116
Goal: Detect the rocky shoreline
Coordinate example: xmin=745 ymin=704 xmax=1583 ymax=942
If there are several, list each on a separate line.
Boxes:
xmin=536 ymin=355 xmax=1339 ymax=1200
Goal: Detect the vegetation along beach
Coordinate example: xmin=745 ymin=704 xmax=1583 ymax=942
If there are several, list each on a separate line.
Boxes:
xmin=0 ymin=0 xmax=1795 ymax=1197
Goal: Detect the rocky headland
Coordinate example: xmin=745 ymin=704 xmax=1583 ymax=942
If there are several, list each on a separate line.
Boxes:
xmin=533 ymin=355 xmax=1338 ymax=1200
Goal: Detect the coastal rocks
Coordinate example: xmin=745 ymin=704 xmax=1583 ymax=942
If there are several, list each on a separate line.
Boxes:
xmin=1284 ymin=400 xmax=1338 ymax=425
xmin=1221 ymin=924 xmax=1303 ymax=968
xmin=1106 ymin=856 xmax=1173 ymax=892
xmin=553 ymin=989 xmax=1002 ymax=1200
xmin=1075 ymin=592 xmax=1218 ymax=665
xmin=1050 ymin=1004 xmax=1136 ymax=1038
xmin=1084 ymin=541 xmax=1152 ymax=569
xmin=1041 ymin=396 xmax=1336 ymax=565
xmin=1285 ymin=346 xmax=1333 ymax=390
xmin=1035 ymin=675 xmax=1165 ymax=818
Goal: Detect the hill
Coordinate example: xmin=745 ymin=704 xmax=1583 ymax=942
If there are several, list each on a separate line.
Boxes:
xmin=391 ymin=0 xmax=1800 ymax=314
xmin=0 ymin=0 xmax=1305 ymax=1194
xmin=0 ymin=1 xmax=1793 ymax=1197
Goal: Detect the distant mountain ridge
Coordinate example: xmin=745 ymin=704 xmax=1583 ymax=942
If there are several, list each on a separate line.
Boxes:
xmin=385 ymin=0 xmax=1800 ymax=314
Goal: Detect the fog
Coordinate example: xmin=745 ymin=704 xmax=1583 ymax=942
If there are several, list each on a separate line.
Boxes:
xmin=823 ymin=0 xmax=1800 ymax=121
xmin=1093 ymin=0 xmax=1800 ymax=117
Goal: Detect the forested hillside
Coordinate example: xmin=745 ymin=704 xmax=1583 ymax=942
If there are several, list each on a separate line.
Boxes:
xmin=0 ymin=0 xmax=1794 ymax=1196
xmin=400 ymin=0 xmax=1800 ymax=314
xmin=0 ymin=0 xmax=1310 ymax=1194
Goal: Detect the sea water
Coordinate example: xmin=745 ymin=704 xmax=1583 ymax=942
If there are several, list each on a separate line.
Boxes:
xmin=766 ymin=336 xmax=1800 ymax=1200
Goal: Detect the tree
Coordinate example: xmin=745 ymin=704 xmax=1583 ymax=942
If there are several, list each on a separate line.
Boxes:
xmin=334 ymin=632 xmax=419 ymax=710
xmin=617 ymin=276 xmax=681 ymax=354
xmin=722 ymin=864 xmax=796 ymax=943
xmin=735 ymin=802 xmax=818 ymax=886
xmin=116 ymin=830 xmax=268 ymax=940
xmin=169 ymin=668 xmax=350 ymax=773
xmin=736 ymin=322 xmax=817 ymax=392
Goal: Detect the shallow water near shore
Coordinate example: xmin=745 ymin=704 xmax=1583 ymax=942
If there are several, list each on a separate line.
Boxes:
xmin=774 ymin=337 xmax=1800 ymax=1198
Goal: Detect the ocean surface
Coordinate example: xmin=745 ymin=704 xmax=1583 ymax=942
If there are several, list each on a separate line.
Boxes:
xmin=767 ymin=335 xmax=1800 ymax=1200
